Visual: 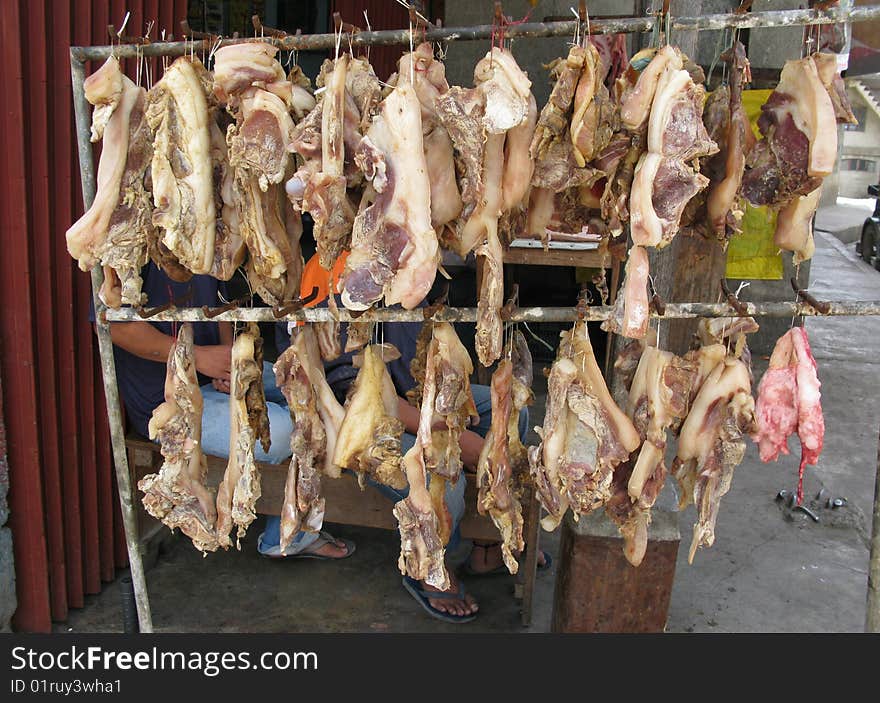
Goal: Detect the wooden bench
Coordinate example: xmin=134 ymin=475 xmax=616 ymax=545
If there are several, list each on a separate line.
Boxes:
xmin=125 ymin=435 xmax=542 ymax=625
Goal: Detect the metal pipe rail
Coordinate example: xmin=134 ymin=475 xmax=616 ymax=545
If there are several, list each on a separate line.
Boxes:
xmin=102 ymin=300 xmax=880 ymax=324
xmin=69 ymin=6 xmax=880 ymax=635
xmin=70 ymin=5 xmax=880 ymax=61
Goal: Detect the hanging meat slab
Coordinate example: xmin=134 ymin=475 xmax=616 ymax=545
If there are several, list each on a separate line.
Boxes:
xmin=672 ymin=357 xmax=756 ymax=563
xmin=208 ymin=114 xmax=246 ymax=280
xmin=477 ymin=331 xmax=534 ymax=574
xmin=146 ymin=56 xmax=217 ymax=275
xmin=606 ymin=346 xmax=695 ymax=566
xmin=601 ymin=244 xmax=650 ymax=340
xmin=215 ymin=325 xmax=266 ymax=548
xmin=139 ymin=325 xmax=218 ymax=553
xmin=333 ymin=344 xmax=407 ymax=489
xmin=67 ymin=56 xmax=150 ymax=306
xmin=341 ymin=81 xmax=439 ymax=311
xmin=530 ymin=320 xmax=640 ymax=530
xmin=274 ymin=332 xmax=328 ymax=548
xmin=295 ymin=326 xmax=346 ymax=479
xmin=740 ymin=53 xmax=849 ymax=208
xmin=305 ymin=54 xmax=356 ymax=269
xmin=395 ymin=43 xmax=463 ymax=230
xmin=751 ymin=327 xmax=824 ymax=504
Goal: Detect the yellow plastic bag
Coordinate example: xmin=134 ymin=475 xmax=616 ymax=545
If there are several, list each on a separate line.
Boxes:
xmin=724 ymin=89 xmax=784 ymax=280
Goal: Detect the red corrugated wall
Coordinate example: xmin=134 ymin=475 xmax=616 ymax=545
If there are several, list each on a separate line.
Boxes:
xmin=0 ymin=0 xmax=189 ymax=633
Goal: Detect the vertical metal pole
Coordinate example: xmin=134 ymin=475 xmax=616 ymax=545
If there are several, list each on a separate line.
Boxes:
xmin=69 ymin=50 xmax=153 ymax=633
xmin=867 ymin=423 xmax=880 ymax=632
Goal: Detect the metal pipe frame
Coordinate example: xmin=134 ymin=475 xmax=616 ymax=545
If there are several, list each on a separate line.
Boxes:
xmin=102 ymin=300 xmax=880 ymax=324
xmin=69 ymin=6 xmax=880 ymax=635
xmin=69 ymin=5 xmax=880 ymax=61
xmin=70 ymin=52 xmax=153 ymax=633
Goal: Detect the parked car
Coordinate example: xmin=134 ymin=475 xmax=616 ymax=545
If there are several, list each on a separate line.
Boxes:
xmin=856 ymin=184 xmax=880 ymax=270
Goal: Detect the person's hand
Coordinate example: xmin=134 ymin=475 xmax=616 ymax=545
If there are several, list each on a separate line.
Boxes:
xmin=212 ymin=377 xmax=231 ymax=394
xmin=194 ymin=344 xmax=232 ymax=381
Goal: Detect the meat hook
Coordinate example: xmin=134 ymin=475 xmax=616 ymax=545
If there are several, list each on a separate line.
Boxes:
xmin=648 ymin=277 xmax=665 ymax=316
xmin=575 ymin=285 xmax=592 ymax=320
xmin=333 ymin=12 xmax=362 ymax=37
xmin=202 ymin=298 xmax=247 ymax=319
xmin=135 ymin=301 xmax=175 ymax=319
xmin=272 ymin=286 xmax=321 ymax=319
xmin=500 ymin=283 xmax=520 ymax=321
xmin=720 ymin=278 xmax=750 ymax=316
xmin=252 ymin=15 xmax=289 ymax=39
xmin=790 ymin=278 xmax=831 ymax=315
xmin=422 ymin=281 xmax=451 ymax=320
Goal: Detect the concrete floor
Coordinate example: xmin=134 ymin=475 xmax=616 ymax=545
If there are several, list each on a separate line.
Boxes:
xmin=56 ymin=212 xmax=878 ymax=634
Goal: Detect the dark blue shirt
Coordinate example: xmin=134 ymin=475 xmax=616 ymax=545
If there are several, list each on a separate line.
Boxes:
xmin=111 ymin=263 xmax=227 ymax=438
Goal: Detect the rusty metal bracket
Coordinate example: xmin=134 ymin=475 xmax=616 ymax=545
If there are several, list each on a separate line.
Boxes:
xmin=791 ymin=277 xmax=831 ymax=314
xmin=135 ymin=301 xmax=174 ymax=319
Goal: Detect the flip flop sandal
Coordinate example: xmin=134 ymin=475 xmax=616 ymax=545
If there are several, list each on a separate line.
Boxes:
xmin=263 ymin=531 xmax=356 ymax=561
xmin=402 ymin=576 xmax=477 ymax=624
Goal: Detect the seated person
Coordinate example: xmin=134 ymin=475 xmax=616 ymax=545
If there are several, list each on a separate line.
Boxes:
xmin=261 ymin=252 xmax=544 ymax=623
xmin=106 ymin=262 xmax=353 ymax=560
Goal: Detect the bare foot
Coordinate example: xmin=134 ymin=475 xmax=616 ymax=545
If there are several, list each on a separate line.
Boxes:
xmin=420 ymin=573 xmax=478 ymax=618
xmin=467 ymin=542 xmax=548 ymax=573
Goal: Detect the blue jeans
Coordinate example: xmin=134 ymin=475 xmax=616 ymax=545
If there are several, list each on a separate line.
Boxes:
xmin=202 ymin=367 xmax=528 ymax=556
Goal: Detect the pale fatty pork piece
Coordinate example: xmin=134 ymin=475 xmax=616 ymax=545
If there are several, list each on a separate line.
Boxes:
xmin=332 ymin=344 xmax=406 ymax=489
xmin=341 ymin=81 xmax=439 ymax=312
xmin=147 ymin=56 xmax=217 ymax=275
xmin=66 ymin=56 xmax=147 ymax=299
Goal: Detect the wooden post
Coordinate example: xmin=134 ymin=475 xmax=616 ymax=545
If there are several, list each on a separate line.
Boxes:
xmin=551 ymin=510 xmax=680 ymax=632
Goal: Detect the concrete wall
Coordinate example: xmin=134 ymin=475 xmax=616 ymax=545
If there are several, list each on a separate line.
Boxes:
xmin=442 ymin=0 xmax=640 ymax=107
xmin=0 ymin=376 xmax=15 ymax=632
xmin=840 ymin=87 xmax=880 ymax=199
